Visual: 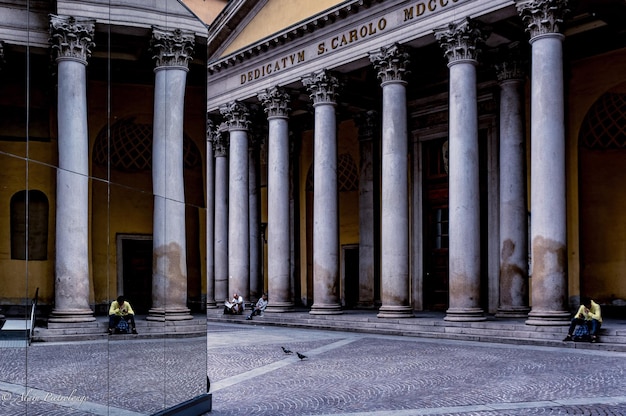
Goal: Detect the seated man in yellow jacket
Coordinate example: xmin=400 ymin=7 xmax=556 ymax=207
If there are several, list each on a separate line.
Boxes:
xmin=108 ymin=295 xmax=138 ymax=335
xmin=563 ymin=296 xmax=602 ymax=343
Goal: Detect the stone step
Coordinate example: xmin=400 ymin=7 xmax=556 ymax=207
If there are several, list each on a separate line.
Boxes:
xmin=206 ymin=310 xmax=626 ymax=352
xmin=32 ymin=317 xmax=206 ymax=343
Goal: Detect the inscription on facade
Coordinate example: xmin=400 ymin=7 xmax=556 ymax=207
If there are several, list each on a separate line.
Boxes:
xmin=317 ymin=18 xmax=388 ymax=56
xmin=241 ymin=51 xmax=306 ymax=85
xmin=403 ymin=0 xmax=461 ymax=21
xmin=236 ymin=0 xmax=467 ymax=86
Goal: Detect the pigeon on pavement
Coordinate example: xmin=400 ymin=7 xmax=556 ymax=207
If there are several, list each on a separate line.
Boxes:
xmin=281 ymin=346 xmax=293 ymax=354
xmin=296 ymin=352 xmax=307 ymax=360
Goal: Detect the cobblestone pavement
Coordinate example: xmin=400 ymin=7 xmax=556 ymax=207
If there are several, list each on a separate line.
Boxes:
xmin=1 ymin=322 xmax=625 ymax=415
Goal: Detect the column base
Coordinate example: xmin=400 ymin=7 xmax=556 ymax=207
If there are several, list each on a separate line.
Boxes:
xmin=206 ymin=300 xmax=218 ymax=309
xmin=309 ymin=303 xmax=342 ymax=315
xmin=377 ymin=305 xmax=414 ymax=318
xmin=265 ymin=302 xmax=295 ymax=313
xmin=525 ymin=309 xmax=570 ymax=326
xmin=495 ymin=306 xmax=530 ymax=319
xmin=146 ymin=307 xmax=193 ymax=321
xmin=48 ymin=308 xmax=96 ymax=323
xmin=444 ymin=307 xmax=486 ymax=322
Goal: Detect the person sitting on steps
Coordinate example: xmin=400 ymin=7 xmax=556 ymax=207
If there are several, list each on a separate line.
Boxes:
xmin=246 ymin=293 xmax=268 ymax=320
xmin=563 ymin=296 xmax=602 ymax=343
xmin=108 ymin=295 xmax=138 ymax=335
xmin=224 ymin=292 xmax=244 ymax=315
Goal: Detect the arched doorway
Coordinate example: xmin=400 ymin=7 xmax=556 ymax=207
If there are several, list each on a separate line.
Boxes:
xmin=579 ymin=87 xmax=626 ymax=305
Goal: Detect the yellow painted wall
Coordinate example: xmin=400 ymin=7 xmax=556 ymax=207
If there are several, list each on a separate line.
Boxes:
xmin=223 ymin=0 xmax=346 ymax=55
xmin=181 ymin=0 xmax=228 ymax=25
xmin=567 ymin=47 xmax=626 ymax=303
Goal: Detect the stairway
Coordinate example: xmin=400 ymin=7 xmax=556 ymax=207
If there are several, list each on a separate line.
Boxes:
xmin=206 ymin=308 xmax=626 ymax=352
xmin=32 ymin=316 xmax=207 ymax=343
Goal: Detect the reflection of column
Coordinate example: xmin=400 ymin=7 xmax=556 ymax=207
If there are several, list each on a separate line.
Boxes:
xmin=370 ymin=44 xmax=413 ymax=318
xmin=206 ymin=120 xmax=217 ymax=308
xmin=517 ymin=0 xmax=570 ymax=325
xmin=495 ymin=45 xmax=530 ymax=318
xmin=221 ymin=102 xmax=251 ymax=301
xmin=213 ymin=127 xmax=229 ymax=305
xmin=303 ymin=70 xmax=342 ymax=315
xmin=258 ymin=87 xmax=294 ymax=312
xmin=355 ymin=111 xmax=378 ymax=309
xmin=48 ymin=15 xmax=96 ymax=323
xmin=435 ymin=18 xmax=487 ymax=322
xmin=148 ymin=27 xmax=194 ymax=321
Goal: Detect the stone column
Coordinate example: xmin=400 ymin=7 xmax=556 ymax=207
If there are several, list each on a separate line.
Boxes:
xmin=258 ymin=86 xmax=294 ymax=312
xmin=148 ymin=27 xmax=194 ymax=321
xmin=205 ymin=120 xmax=217 ymax=308
xmin=303 ymin=70 xmax=342 ymax=315
xmin=249 ymin=128 xmax=262 ymax=303
xmin=355 ymin=111 xmax=378 ymax=309
xmin=517 ymin=0 xmax=570 ymax=325
xmin=213 ymin=127 xmax=229 ymax=305
xmin=221 ymin=102 xmax=251 ymax=301
xmin=435 ymin=18 xmax=487 ymax=322
xmin=48 ymin=15 xmax=96 ymax=323
xmin=495 ymin=45 xmax=530 ymax=318
xmin=370 ymin=44 xmax=413 ymax=318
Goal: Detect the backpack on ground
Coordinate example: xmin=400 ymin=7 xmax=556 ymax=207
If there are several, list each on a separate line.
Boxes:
xmin=573 ymin=323 xmax=590 ymax=342
xmin=116 ymin=317 xmax=129 ymax=334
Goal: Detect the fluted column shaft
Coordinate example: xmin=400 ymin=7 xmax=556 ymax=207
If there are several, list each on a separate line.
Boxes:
xmin=370 ymin=45 xmax=413 ymax=318
xmin=356 ymin=111 xmax=378 ymax=309
xmin=259 ymin=87 xmax=294 ymax=312
xmin=436 ymin=18 xmax=487 ymax=322
xmin=303 ymin=70 xmax=342 ymax=315
xmin=518 ymin=0 xmax=570 ymax=325
xmin=148 ymin=27 xmax=194 ymax=321
xmin=495 ymin=50 xmax=530 ymax=318
xmin=221 ymin=102 xmax=251 ymax=301
xmin=48 ymin=15 xmax=96 ymax=323
xmin=214 ymin=130 xmax=229 ymax=305
xmin=205 ymin=121 xmax=217 ymax=308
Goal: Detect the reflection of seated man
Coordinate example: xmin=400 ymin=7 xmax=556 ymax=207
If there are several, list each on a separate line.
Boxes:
xmin=108 ymin=295 xmax=138 ymax=335
xmin=224 ymin=292 xmax=244 ymax=315
xmin=246 ymin=293 xmax=268 ymax=320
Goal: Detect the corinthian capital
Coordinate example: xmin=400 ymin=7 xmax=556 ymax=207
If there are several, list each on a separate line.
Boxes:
xmin=302 ymin=69 xmax=340 ymax=105
xmin=516 ymin=0 xmax=569 ymax=38
xmin=150 ymin=27 xmax=195 ymax=69
xmin=220 ymin=101 xmax=251 ymax=131
xmin=213 ymin=127 xmax=229 ymax=158
xmin=207 ymin=118 xmax=219 ymax=144
xmin=494 ymin=42 xmax=527 ymax=82
xmin=49 ymin=15 xmax=96 ymax=64
xmin=434 ymin=18 xmax=488 ymax=65
xmin=369 ymin=44 xmax=411 ymax=85
xmin=258 ymin=86 xmax=291 ymax=118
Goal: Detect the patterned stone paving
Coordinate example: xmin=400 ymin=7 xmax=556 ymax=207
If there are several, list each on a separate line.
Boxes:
xmin=0 ymin=322 xmax=625 ymax=415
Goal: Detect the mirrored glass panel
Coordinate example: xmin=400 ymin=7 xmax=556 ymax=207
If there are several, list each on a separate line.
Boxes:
xmin=1 ymin=1 xmax=209 ymax=414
